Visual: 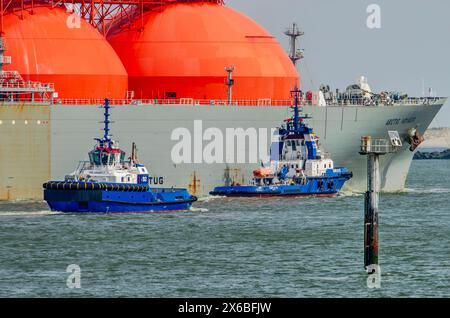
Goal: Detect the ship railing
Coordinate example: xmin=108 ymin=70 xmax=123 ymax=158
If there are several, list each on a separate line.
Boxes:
xmin=0 ymin=82 xmax=55 ymax=91
xmin=54 ymin=98 xmax=294 ymax=107
xmin=151 ymin=188 xmax=191 ymax=193
xmin=0 ymin=96 xmax=54 ymax=104
xmin=74 ymin=161 xmax=91 ymax=176
xmin=360 ymin=137 xmax=398 ymax=154
xmin=322 ymin=96 xmax=444 ymax=107
xmin=51 ymin=97 xmax=445 ymax=107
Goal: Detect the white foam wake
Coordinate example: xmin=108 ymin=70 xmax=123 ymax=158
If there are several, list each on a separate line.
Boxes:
xmin=404 ymin=188 xmax=450 ymax=194
xmin=0 ymin=211 xmax=61 ymax=217
xmin=196 ymin=195 xmax=225 ymax=203
xmin=189 ymin=206 xmax=209 ymax=213
xmin=338 ymin=190 xmax=364 ymax=198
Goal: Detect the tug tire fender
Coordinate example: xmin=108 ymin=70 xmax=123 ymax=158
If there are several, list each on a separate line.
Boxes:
xmin=43 ymin=182 xmax=149 ymax=192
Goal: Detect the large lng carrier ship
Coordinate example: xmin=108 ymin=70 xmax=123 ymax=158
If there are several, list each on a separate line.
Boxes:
xmin=0 ymin=0 xmax=445 ymax=200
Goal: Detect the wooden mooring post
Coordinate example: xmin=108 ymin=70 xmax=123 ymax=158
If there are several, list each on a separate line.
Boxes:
xmin=359 ymin=132 xmax=402 ymax=273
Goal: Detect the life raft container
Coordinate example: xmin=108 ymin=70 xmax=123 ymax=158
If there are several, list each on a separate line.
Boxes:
xmin=43 ymin=181 xmax=149 ymax=192
xmin=253 ymin=168 xmax=273 ymax=178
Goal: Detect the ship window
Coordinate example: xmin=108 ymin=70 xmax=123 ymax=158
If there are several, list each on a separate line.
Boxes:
xmin=101 ymin=153 xmax=109 ymax=166
xmin=292 ymin=142 xmax=297 ymax=151
xmin=270 ymin=142 xmax=283 ymax=161
xmin=89 ymin=151 xmax=102 ymax=166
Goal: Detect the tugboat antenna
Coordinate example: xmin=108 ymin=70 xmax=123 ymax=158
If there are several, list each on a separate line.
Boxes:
xmin=290 ymin=87 xmax=303 ymax=132
xmin=103 ymin=98 xmax=112 ymax=147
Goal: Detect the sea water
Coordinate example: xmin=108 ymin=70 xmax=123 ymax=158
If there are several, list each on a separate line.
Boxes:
xmin=0 ymin=160 xmax=449 ymax=298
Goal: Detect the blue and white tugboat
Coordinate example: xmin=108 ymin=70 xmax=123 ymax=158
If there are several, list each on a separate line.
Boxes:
xmin=43 ymin=99 xmax=197 ymax=213
xmin=210 ymin=89 xmax=353 ymax=198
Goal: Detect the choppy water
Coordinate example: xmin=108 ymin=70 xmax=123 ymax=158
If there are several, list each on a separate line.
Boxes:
xmin=0 ymin=160 xmax=449 ymax=298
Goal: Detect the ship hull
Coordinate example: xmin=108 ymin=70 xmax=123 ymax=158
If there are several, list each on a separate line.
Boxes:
xmin=44 ymin=189 xmax=196 ymax=213
xmin=0 ymin=101 xmax=444 ymax=200
xmin=210 ymin=175 xmax=350 ymax=198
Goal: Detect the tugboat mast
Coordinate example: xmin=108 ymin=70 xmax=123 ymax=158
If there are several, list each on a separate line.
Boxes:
xmin=101 ymin=98 xmax=113 ymax=148
xmin=291 ymin=88 xmax=301 ymax=131
xmin=288 ymin=87 xmax=311 ymax=134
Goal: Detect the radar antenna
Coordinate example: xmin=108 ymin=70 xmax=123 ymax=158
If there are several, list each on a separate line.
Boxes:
xmin=285 ymin=23 xmax=304 ymax=66
xmin=288 ymin=87 xmax=312 ymax=133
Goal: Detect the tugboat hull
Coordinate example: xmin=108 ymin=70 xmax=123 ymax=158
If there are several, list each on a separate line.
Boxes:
xmin=44 ymin=188 xmax=197 ymax=213
xmin=210 ymin=176 xmax=349 ymax=198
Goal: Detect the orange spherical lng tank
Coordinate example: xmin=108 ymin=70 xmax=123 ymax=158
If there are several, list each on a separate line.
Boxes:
xmin=3 ymin=6 xmax=128 ymax=99
xmin=108 ymin=3 xmax=299 ymax=100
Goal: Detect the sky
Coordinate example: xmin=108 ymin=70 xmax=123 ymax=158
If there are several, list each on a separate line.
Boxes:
xmin=226 ymin=0 xmax=450 ymax=127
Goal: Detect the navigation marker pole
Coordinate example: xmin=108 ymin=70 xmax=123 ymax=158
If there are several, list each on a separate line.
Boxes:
xmin=359 ymin=132 xmax=402 ymax=285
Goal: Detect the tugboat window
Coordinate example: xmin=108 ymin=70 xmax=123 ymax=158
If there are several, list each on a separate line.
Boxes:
xmin=88 ymin=151 xmax=110 ymax=166
xmin=101 ymin=153 xmax=109 ymax=166
xmin=89 ymin=151 xmax=102 ymax=166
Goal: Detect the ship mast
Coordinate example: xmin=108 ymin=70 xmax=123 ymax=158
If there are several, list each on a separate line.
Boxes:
xmin=288 ymin=87 xmax=312 ymax=134
xmin=225 ymin=65 xmax=235 ymax=105
xmin=285 ymin=23 xmax=304 ymax=66
xmin=291 ymin=87 xmax=302 ymax=132
xmin=102 ymin=98 xmax=113 ymax=148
